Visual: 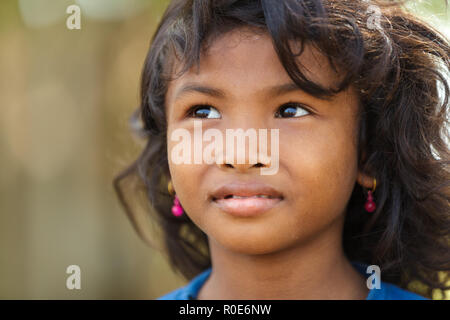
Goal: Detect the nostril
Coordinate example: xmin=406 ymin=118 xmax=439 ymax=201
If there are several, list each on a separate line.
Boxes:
xmin=219 ymin=162 xmax=266 ymax=171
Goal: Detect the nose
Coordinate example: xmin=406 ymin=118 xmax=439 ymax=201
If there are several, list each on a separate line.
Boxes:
xmin=213 ymin=115 xmax=274 ymax=173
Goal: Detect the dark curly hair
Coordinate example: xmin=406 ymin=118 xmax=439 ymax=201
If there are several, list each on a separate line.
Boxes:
xmin=113 ymin=0 xmax=450 ymax=299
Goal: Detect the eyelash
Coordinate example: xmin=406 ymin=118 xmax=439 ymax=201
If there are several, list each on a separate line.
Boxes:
xmin=274 ymin=101 xmax=313 ymax=118
xmin=185 ymin=103 xmax=219 ymax=119
xmin=185 ymin=102 xmax=313 ymax=119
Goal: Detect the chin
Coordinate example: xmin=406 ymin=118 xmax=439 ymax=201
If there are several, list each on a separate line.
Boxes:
xmin=213 ymin=231 xmax=289 ymax=255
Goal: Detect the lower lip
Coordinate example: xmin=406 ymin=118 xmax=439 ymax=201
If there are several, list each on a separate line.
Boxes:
xmin=212 ymin=197 xmax=282 ymax=217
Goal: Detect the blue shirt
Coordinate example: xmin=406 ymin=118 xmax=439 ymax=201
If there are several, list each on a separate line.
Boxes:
xmin=157 ymin=261 xmax=427 ymax=300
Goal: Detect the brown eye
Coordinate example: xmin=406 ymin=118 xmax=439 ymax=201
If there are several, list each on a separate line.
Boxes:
xmin=275 ymin=102 xmax=310 ymax=118
xmin=188 ymin=105 xmax=221 ymax=119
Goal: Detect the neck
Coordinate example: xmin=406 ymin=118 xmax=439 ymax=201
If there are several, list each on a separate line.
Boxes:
xmin=197 ymin=220 xmax=368 ymax=300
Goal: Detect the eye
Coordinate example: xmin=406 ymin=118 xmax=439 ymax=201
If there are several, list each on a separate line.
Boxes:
xmin=275 ymin=102 xmax=311 ymax=118
xmin=187 ymin=105 xmax=221 ymax=119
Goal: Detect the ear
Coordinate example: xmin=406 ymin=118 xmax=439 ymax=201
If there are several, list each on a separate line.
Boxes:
xmin=357 ymin=147 xmax=376 ymax=190
xmin=356 ymin=170 xmax=375 ymax=190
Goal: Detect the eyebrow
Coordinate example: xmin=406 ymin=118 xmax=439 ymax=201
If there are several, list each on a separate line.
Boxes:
xmin=174 ymin=82 xmax=304 ymax=102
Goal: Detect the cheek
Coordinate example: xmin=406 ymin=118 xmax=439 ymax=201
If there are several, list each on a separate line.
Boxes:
xmin=281 ymin=123 xmax=358 ymax=218
xmin=167 ymin=133 xmax=208 ymax=225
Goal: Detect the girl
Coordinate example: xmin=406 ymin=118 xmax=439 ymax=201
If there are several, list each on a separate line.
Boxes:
xmin=114 ymin=0 xmax=450 ymax=300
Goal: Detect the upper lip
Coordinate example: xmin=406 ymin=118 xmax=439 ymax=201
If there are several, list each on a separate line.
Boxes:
xmin=210 ymin=182 xmax=284 ymax=201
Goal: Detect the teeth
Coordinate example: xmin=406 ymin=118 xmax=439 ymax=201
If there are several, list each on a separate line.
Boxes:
xmin=230 ymin=195 xmax=271 ymax=199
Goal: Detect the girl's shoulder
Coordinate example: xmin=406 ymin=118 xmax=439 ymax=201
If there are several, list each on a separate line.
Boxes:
xmin=367 ymin=281 xmax=427 ymax=300
xmin=351 ymin=261 xmax=428 ymax=300
xmin=156 ymin=268 xmax=212 ymax=300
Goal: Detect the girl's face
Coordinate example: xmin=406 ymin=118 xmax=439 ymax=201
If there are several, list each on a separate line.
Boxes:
xmin=165 ymin=28 xmax=368 ymax=255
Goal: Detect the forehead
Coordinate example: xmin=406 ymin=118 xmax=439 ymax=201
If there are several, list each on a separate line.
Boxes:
xmin=165 ymin=28 xmax=342 ymax=105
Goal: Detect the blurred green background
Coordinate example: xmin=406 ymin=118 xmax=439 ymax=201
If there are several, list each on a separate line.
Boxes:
xmin=0 ymin=0 xmax=448 ymax=299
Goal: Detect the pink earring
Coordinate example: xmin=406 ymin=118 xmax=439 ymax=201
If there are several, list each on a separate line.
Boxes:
xmin=364 ymin=178 xmax=377 ymax=213
xmin=172 ymin=195 xmax=184 ymax=217
xmin=168 ymin=180 xmax=184 ymax=217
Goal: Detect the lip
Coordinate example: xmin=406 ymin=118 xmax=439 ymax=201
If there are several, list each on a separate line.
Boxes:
xmin=209 ymin=182 xmax=284 ymax=217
